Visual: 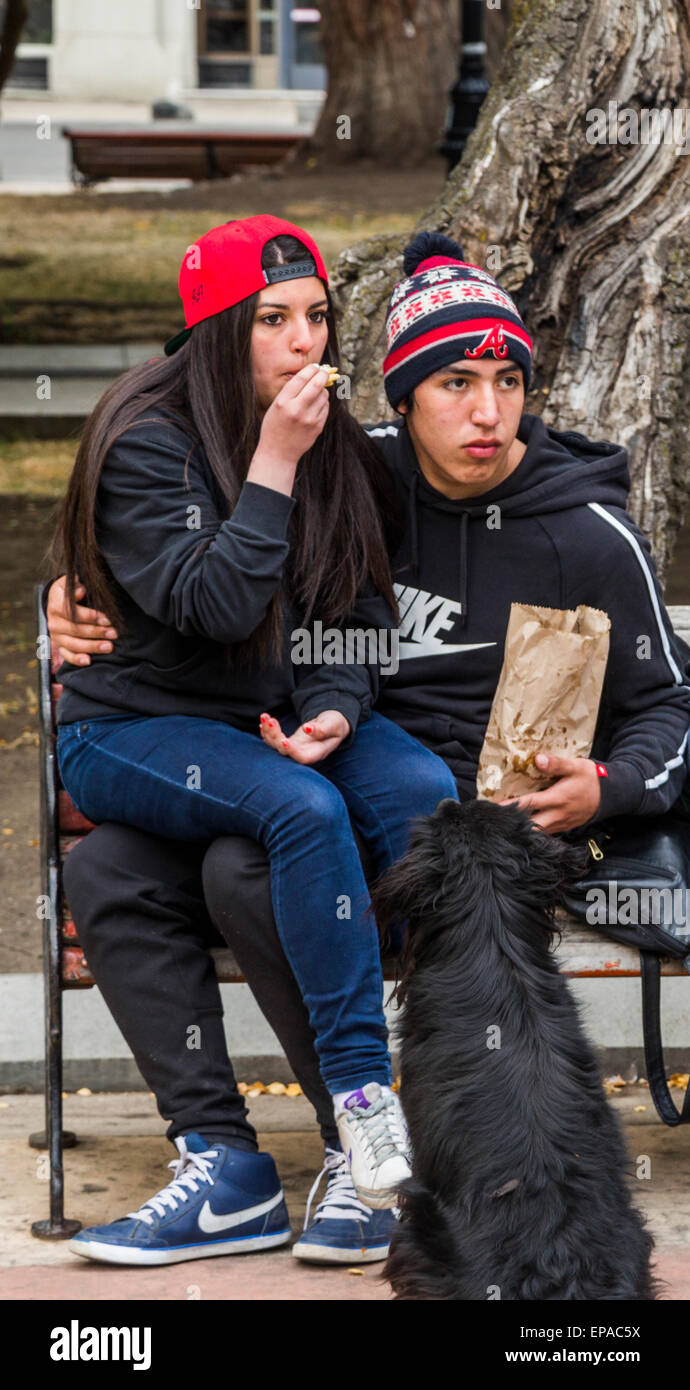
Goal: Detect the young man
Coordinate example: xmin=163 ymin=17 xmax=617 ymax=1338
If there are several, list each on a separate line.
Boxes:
xmin=48 ymin=232 xmax=690 ymax=1268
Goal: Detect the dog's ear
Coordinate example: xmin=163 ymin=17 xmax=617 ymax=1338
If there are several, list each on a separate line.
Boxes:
xmin=489 ymin=803 xmax=591 ymax=908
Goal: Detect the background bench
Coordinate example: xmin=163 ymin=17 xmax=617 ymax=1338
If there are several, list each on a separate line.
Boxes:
xmin=62 ymin=127 xmax=302 ymax=186
xmin=31 ymin=588 xmax=690 ymax=1237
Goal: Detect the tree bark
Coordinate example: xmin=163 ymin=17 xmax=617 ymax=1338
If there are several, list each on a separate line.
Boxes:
xmin=334 ymin=0 xmax=690 ymax=576
xmin=0 ymin=0 xmax=28 ymax=97
xmin=308 ymin=0 xmax=458 ymax=165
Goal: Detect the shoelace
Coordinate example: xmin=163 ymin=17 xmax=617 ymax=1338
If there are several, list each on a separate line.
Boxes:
xmin=302 ymin=1147 xmax=373 ymax=1232
xmin=126 ymin=1138 xmax=219 ymax=1226
xmin=342 ymin=1092 xmax=408 ymax=1170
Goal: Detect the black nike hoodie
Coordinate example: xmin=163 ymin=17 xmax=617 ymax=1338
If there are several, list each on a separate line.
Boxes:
xmin=366 ymin=414 xmax=690 ymax=823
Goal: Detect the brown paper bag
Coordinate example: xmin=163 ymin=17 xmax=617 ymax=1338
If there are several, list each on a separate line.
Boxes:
xmin=476 ymin=603 xmax=610 ymax=801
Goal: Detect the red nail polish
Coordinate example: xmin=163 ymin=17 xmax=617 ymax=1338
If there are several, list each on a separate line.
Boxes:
xmin=282 ymin=740 xmax=288 ymax=747
xmin=304 ymin=725 xmax=313 ymax=734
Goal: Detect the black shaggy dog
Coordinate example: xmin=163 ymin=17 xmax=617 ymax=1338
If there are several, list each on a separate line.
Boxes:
xmin=372 ymin=798 xmax=657 ymax=1301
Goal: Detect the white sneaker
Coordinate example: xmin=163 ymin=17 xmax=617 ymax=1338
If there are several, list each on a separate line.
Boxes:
xmin=335 ymin=1083 xmax=411 ymax=1209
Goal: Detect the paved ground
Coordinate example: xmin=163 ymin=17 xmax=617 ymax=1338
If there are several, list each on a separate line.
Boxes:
xmin=1 ymin=1089 xmax=689 ymax=1301
xmin=0 ymin=1092 xmax=390 ymax=1301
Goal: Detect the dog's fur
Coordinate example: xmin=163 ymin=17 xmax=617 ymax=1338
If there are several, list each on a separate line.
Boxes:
xmin=373 ymin=798 xmax=657 ymax=1301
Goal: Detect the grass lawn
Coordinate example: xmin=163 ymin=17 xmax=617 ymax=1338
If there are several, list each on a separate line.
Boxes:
xmin=0 ymin=164 xmax=446 ymax=343
xmin=0 ymin=437 xmax=76 ymax=496
xmin=0 ymin=442 xmax=73 ymax=746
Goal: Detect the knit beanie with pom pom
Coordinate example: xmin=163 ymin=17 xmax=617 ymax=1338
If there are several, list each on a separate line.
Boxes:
xmin=382 ymin=231 xmax=533 ymax=410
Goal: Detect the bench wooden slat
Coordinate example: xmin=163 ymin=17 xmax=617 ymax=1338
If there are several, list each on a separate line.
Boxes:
xmin=58 ymin=791 xmax=95 ymax=834
xmin=58 ymin=934 xmax=687 ymax=989
xmin=61 ymin=947 xmax=94 ymax=986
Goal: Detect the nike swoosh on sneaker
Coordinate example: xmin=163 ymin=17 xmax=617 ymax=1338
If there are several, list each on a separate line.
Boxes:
xmin=197 ymin=1188 xmax=284 ymax=1235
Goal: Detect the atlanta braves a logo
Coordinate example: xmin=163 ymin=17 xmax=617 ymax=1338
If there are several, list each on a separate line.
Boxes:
xmin=465 ymin=324 xmax=508 ymax=360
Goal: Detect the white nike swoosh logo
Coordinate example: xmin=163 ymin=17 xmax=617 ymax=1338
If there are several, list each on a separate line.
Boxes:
xmin=398 ymin=639 xmax=497 ymax=660
xmin=197 ymin=1188 xmax=284 ymax=1235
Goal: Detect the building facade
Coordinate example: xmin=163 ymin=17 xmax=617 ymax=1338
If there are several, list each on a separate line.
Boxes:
xmin=5 ymin=0 xmax=326 ymax=101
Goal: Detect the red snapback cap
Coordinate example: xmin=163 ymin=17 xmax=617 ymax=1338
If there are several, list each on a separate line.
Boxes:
xmin=164 ymin=214 xmax=329 ymax=355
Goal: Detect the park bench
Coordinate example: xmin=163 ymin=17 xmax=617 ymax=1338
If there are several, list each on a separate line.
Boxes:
xmin=61 ymin=126 xmax=302 ymax=187
xmin=30 ymin=586 xmax=690 ymax=1238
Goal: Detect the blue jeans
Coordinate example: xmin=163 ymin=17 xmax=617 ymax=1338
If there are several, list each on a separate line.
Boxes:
xmin=57 ymin=711 xmax=458 ymax=1092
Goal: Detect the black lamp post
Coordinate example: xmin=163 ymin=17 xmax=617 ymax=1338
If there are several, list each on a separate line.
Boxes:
xmin=440 ymin=0 xmax=490 ymax=175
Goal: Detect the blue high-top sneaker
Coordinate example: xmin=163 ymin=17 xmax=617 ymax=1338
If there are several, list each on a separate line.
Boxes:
xmin=68 ymin=1134 xmax=291 ymax=1265
xmin=292 ymin=1147 xmax=397 ymax=1264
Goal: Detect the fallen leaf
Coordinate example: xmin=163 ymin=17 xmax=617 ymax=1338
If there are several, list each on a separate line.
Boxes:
xmin=603 ymin=1073 xmax=627 ymax=1094
xmin=633 ymin=1105 xmax=647 ymax=1112
xmin=668 ymin=1073 xmax=689 ymax=1089
xmin=2 ymin=828 xmax=13 ymax=836
xmin=28 ymin=839 xmax=39 ymax=847
xmin=237 ymin=1082 xmax=249 ymax=1094
xmin=347 ymin=1268 xmax=364 ymax=1276
xmin=285 ymin=1083 xmax=302 ymax=1097
xmin=392 ymin=1076 xmax=401 ymax=1092
xmin=266 ymin=1082 xmax=287 ymax=1095
xmin=0 ymin=731 xmax=39 ymax=750
xmin=76 ymin=1087 xmax=92 ymax=1096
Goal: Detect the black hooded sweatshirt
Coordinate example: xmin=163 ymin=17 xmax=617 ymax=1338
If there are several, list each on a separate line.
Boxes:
xmin=56 ymin=412 xmax=395 ymax=740
xmin=365 ymin=413 xmax=690 ymax=824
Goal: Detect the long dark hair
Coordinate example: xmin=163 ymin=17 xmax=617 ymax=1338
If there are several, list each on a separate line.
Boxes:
xmin=51 ymin=232 xmax=401 ymax=662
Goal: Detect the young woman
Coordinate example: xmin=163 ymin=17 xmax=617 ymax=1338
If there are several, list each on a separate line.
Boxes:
xmin=50 ymin=215 xmax=458 ymax=1266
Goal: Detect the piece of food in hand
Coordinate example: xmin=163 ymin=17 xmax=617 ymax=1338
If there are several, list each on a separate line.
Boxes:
xmin=317 ymin=363 xmax=340 ymax=388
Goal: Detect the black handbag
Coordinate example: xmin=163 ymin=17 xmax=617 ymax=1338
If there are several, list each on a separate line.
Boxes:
xmin=562 ymin=811 xmax=690 ymax=1125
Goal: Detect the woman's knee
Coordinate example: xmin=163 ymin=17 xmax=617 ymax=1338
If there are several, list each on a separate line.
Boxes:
xmin=272 ymin=775 xmax=351 ymax=842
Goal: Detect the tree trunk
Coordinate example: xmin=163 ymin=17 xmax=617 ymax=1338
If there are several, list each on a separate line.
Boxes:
xmin=0 ymin=0 xmax=27 ymax=97
xmin=308 ymin=0 xmax=458 ymax=165
xmin=334 ymin=0 xmax=690 ymax=576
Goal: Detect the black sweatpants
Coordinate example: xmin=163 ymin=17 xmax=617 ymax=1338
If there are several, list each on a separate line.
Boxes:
xmin=63 ymin=823 xmax=340 ymax=1151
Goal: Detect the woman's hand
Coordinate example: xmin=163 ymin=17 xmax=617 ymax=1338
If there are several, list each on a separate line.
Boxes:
xmin=498 ymin=752 xmax=602 ymax=833
xmin=259 ymin=709 xmax=350 ymax=764
xmin=247 ymin=363 xmax=331 ymax=495
xmin=46 ymin=575 xmax=118 ymax=668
